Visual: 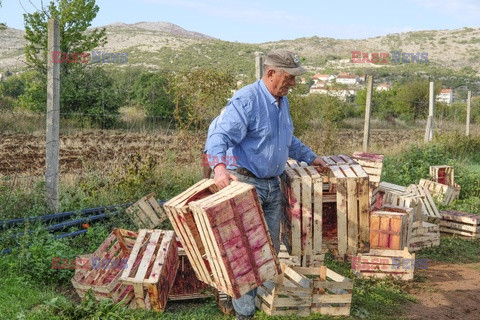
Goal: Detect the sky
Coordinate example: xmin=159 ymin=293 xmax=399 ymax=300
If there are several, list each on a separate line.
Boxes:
xmin=1 ymin=0 xmax=479 ymax=43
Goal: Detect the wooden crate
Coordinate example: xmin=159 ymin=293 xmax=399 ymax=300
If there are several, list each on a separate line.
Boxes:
xmin=409 ymin=221 xmax=440 ymax=252
xmin=351 ymin=151 xmax=384 ymax=199
xmin=188 ymin=181 xmax=281 ymax=298
xmin=370 ymin=210 xmax=408 ymax=250
xmin=439 ymin=210 xmax=480 ymax=239
xmin=71 ymin=228 xmax=139 ymax=304
xmin=352 ymin=248 xmax=415 ymax=281
xmin=120 ymin=229 xmax=178 ymax=312
xmin=125 ymin=193 xmax=167 ymax=229
xmin=255 ymin=264 xmax=353 ymax=317
xmin=406 ymin=184 xmax=442 ymax=222
xmin=169 ymin=243 xmax=214 ymax=301
xmin=163 ymin=179 xmax=220 ymax=288
xmin=418 ymin=178 xmax=460 ymax=206
xmin=430 ymin=165 xmax=455 ymax=186
xmin=318 ymin=155 xmax=370 ymax=256
xmin=281 ymin=164 xmax=324 ymax=257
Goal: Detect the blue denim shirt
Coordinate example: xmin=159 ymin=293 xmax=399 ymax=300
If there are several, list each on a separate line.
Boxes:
xmin=205 ymin=79 xmax=317 ymax=178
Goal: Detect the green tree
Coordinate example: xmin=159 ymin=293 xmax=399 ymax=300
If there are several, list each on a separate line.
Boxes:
xmin=131 ymin=72 xmax=174 ymax=118
xmin=61 ymin=67 xmax=122 ymax=128
xmin=24 ymin=0 xmax=107 ymax=74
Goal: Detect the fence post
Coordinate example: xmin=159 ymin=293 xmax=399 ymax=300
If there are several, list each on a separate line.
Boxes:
xmin=46 ymin=19 xmax=60 ymax=212
xmin=466 ymin=91 xmax=471 ymax=136
xmin=363 ymin=75 xmax=373 ymax=152
xmin=255 ymin=52 xmax=264 ymax=81
xmin=424 ymin=81 xmax=434 ymax=143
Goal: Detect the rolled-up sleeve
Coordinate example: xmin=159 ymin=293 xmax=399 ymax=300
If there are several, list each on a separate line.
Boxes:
xmin=288 ymin=135 xmax=317 ymax=165
xmin=205 ymin=97 xmax=250 ymax=168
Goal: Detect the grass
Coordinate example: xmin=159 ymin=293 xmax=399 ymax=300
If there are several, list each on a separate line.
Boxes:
xmin=417 ymin=237 xmax=480 ymax=264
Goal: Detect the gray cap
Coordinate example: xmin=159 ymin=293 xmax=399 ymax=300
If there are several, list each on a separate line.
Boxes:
xmin=264 ymin=49 xmax=307 ymax=76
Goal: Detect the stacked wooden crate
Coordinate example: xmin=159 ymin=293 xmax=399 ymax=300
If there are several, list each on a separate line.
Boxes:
xmin=164 ymin=179 xmax=280 ymax=298
xmin=352 ymin=248 xmax=415 ymax=281
xmin=255 ymin=264 xmax=353 ymax=317
xmin=281 ymin=162 xmax=324 ymax=265
xmin=440 ymin=210 xmax=480 ymax=239
xmin=71 ymin=229 xmax=139 ymax=305
xmin=351 ymin=151 xmax=384 ymax=200
xmin=405 ymin=184 xmax=442 ymax=222
xmin=430 ymin=165 xmax=455 ymax=186
xmin=370 ymin=205 xmax=412 ymax=251
xmin=418 ymin=178 xmax=460 ymax=206
xmin=409 ymin=221 xmax=440 ymax=251
xmin=317 ymin=155 xmax=370 ymax=256
xmin=119 ymin=229 xmax=178 ymax=312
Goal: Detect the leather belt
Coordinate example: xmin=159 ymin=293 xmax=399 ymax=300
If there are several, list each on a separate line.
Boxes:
xmin=236 ymin=167 xmax=277 ymax=180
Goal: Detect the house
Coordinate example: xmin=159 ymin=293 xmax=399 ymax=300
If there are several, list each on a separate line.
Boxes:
xmin=336 ymin=73 xmax=359 ymax=85
xmin=309 ymin=87 xmax=356 ymax=101
xmin=376 ymin=83 xmax=391 ymax=91
xmin=436 ymin=89 xmax=453 ymax=104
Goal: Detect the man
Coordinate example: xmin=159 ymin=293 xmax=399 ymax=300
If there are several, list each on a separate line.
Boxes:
xmin=204 ymin=49 xmax=323 ymax=319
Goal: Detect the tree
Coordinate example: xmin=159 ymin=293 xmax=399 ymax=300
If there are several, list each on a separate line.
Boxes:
xmin=23 ymin=0 xmax=107 ymax=74
xmin=131 ymin=72 xmax=175 ymax=118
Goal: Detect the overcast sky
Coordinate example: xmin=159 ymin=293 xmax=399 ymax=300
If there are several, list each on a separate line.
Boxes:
xmin=2 ymin=0 xmax=479 ymax=43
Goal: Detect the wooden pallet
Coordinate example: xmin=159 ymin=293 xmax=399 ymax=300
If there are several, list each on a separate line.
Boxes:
xmin=71 ymin=229 xmax=139 ymax=304
xmin=255 ymin=264 xmax=352 ymax=317
xmin=351 ymin=151 xmax=384 ymax=199
xmin=406 ymin=184 xmax=442 ymax=222
xmin=430 ymin=165 xmax=455 ymax=186
xmin=370 ymin=209 xmax=409 ymax=250
xmin=120 ymin=229 xmax=178 ymax=312
xmin=353 ymin=248 xmax=415 ymax=281
xmin=188 ymin=181 xmax=281 ymax=298
xmin=439 ymin=210 xmax=480 ymax=239
xmin=169 ymin=244 xmax=214 ymax=301
xmin=163 ymin=179 xmax=220 ymax=288
xmin=418 ymin=178 xmax=460 ymax=206
xmin=125 ymin=193 xmax=167 ymax=229
xmin=409 ymin=221 xmax=440 ymax=252
xmin=318 ymin=155 xmax=370 ymax=256
xmin=281 ymin=164 xmax=324 ymax=257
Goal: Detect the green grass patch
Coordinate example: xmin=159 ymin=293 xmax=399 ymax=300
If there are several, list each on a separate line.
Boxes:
xmin=417 ymin=237 xmax=480 ymax=263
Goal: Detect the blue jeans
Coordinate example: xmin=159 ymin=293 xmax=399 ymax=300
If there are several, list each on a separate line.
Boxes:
xmin=229 ymin=170 xmax=282 ymax=317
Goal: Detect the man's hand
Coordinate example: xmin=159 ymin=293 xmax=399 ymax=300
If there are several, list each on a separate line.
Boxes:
xmin=311 ymin=156 xmax=329 ymax=173
xmin=213 ymin=164 xmax=238 ymax=189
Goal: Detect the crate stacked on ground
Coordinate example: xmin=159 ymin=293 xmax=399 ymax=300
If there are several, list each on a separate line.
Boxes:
xmin=418 ymin=178 xmax=460 ymax=206
xmin=409 ymin=221 xmax=440 ymax=251
xmin=281 ymin=161 xmax=324 ymax=265
xmin=164 ymin=179 xmax=281 ymax=298
xmin=352 ymin=248 xmax=415 ymax=281
xmin=405 ymin=184 xmax=442 ymax=222
xmin=316 ymin=155 xmax=371 ymax=256
xmin=370 ymin=204 xmax=413 ymax=251
xmin=71 ymin=228 xmax=139 ymax=305
xmin=125 ymin=193 xmax=167 ymax=229
xmin=351 ymin=151 xmax=384 ymax=200
xmin=439 ymin=210 xmax=480 ymax=239
xmin=255 ymin=263 xmax=353 ymax=317
xmin=169 ymin=242 xmax=214 ymax=301
xmin=119 ymin=229 xmax=179 ymax=312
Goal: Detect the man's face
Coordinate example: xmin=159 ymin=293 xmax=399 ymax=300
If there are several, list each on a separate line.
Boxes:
xmin=269 ymin=69 xmax=296 ymax=98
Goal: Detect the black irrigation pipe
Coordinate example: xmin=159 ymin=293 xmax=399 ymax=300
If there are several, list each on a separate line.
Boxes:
xmin=0 ymin=204 xmax=131 ymax=230
xmin=8 ymin=210 xmax=122 ymax=239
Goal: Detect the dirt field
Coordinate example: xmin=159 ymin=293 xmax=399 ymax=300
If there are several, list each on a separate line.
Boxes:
xmin=405 ymin=261 xmax=480 ymax=320
xmin=0 ymin=129 xmax=423 ymax=176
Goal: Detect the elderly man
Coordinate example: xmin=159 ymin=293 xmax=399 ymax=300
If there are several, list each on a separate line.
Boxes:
xmin=204 ymin=49 xmax=323 ymax=319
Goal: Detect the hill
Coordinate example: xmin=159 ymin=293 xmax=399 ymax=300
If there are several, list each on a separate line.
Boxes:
xmin=0 ymin=22 xmax=479 ymax=78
